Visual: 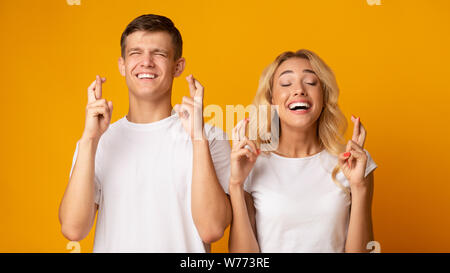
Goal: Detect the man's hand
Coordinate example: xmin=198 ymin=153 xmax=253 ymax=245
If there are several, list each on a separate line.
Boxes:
xmin=174 ymin=74 xmax=204 ymax=140
xmin=81 ymin=75 xmax=113 ymax=141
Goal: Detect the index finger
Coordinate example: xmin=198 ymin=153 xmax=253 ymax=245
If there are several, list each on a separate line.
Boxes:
xmin=232 ymin=119 xmax=245 ymax=146
xmin=87 ymin=80 xmax=97 ymax=103
xmin=186 ymin=74 xmax=196 ymax=97
xmin=359 ymin=122 xmax=367 ymax=148
xmin=351 ymin=115 xmax=360 ymax=143
xmin=95 ymin=75 xmax=103 ymax=99
xmin=193 ymin=78 xmax=204 ymax=99
xmin=239 ymin=118 xmax=249 ymax=140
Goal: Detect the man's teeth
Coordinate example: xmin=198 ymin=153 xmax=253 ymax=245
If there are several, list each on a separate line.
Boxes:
xmin=288 ymin=102 xmax=311 ymax=110
xmin=137 ymin=73 xmax=156 ymax=79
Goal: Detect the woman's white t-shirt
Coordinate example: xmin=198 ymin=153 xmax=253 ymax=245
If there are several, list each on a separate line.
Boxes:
xmin=243 ymin=149 xmax=377 ymax=253
xmin=70 ymin=114 xmax=231 ymax=252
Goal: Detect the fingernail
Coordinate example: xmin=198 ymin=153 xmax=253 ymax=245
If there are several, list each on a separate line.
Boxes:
xmin=257 ymin=149 xmax=260 ymax=155
xmin=344 ymin=152 xmax=351 ymax=157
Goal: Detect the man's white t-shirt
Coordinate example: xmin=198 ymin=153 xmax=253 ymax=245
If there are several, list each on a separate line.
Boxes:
xmin=244 ymin=149 xmax=377 ymax=253
xmin=70 ymin=113 xmax=231 ymax=252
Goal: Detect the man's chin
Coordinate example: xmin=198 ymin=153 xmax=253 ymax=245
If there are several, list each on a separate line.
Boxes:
xmin=129 ymin=87 xmax=169 ymax=100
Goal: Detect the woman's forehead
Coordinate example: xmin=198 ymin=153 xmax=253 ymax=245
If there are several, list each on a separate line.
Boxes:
xmin=276 ymin=58 xmax=315 ymax=77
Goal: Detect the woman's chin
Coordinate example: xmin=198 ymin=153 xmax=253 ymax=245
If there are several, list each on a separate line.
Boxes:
xmin=280 ymin=116 xmax=318 ymax=131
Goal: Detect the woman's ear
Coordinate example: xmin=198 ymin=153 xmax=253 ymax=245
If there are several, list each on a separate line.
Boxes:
xmin=118 ymin=57 xmax=125 ymax=76
xmin=174 ymin=57 xmax=186 ymax=77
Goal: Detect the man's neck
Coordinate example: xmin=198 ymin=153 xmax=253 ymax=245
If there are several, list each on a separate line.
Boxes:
xmin=127 ymin=93 xmax=173 ymax=124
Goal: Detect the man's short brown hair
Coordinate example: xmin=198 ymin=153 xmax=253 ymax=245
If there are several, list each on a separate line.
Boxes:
xmin=120 ymin=14 xmax=183 ymax=60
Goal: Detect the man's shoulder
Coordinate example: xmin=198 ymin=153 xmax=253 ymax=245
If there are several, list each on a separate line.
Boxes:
xmin=204 ymin=123 xmax=229 ymax=142
xmin=97 ymin=117 xmax=126 ymax=145
xmin=105 ymin=117 xmax=125 ymax=133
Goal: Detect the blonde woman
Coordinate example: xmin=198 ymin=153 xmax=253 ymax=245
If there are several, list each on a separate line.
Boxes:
xmin=228 ymin=49 xmax=377 ymax=253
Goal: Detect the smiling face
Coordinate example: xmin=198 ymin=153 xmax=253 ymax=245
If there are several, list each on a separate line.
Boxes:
xmin=271 ymin=57 xmax=324 ymax=131
xmin=118 ymin=30 xmax=185 ymax=100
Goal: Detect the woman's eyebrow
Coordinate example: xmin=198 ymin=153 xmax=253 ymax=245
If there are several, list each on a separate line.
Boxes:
xmin=279 ymin=69 xmax=316 ymax=78
xmin=279 ymin=70 xmax=293 ymax=77
xmin=303 ymin=69 xmax=316 ymax=75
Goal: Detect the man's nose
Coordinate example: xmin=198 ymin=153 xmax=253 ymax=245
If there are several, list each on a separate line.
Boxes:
xmin=142 ymin=53 xmax=155 ymax=67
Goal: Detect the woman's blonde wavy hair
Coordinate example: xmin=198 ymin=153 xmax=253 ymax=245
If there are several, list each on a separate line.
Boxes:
xmin=252 ymin=49 xmax=349 ymax=194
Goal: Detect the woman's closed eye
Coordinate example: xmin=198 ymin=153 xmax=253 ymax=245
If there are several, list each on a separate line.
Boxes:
xmin=305 ymin=81 xmax=317 ymax=86
xmin=280 ymin=81 xmax=317 ymax=87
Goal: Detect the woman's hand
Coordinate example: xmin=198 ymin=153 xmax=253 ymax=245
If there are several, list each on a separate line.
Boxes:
xmin=229 ymin=118 xmax=260 ymax=187
xmin=338 ymin=116 xmax=369 ymax=190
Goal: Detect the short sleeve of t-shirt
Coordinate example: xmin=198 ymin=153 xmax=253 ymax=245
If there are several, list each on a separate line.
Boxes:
xmin=243 ymin=169 xmax=253 ymax=194
xmin=243 ymin=152 xmax=260 ymax=194
xmin=69 ymin=141 xmax=102 ymax=205
xmin=364 ymin=150 xmax=377 ymax=177
xmin=204 ymin=124 xmax=231 ymax=194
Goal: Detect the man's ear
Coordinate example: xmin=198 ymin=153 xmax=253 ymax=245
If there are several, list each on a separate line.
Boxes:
xmin=118 ymin=56 xmax=126 ymax=76
xmin=173 ymin=57 xmax=186 ymax=77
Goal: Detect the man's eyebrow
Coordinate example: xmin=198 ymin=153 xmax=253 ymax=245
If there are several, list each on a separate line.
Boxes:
xmin=127 ymin=47 xmax=142 ymax=53
xmin=152 ymin=48 xmax=169 ymax=54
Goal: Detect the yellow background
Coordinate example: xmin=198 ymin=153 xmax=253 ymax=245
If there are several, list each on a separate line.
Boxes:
xmin=1 ymin=0 xmax=449 ymax=253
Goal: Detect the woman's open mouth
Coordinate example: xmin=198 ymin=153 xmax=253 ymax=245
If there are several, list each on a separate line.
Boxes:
xmin=287 ymin=101 xmax=312 ymax=114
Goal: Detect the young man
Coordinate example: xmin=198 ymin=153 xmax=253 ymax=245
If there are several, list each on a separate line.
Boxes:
xmin=59 ymin=14 xmax=232 ymax=252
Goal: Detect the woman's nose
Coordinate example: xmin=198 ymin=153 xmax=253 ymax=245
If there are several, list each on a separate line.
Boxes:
xmin=292 ymin=87 xmax=307 ymax=97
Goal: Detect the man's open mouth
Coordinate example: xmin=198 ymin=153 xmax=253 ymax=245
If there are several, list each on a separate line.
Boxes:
xmin=136 ymin=73 xmax=157 ymax=79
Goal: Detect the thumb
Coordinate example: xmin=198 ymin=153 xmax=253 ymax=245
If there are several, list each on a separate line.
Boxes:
xmin=173 ymin=104 xmax=180 ymax=112
xmin=173 ymin=104 xmax=182 ymax=117
xmin=338 ymin=151 xmax=351 ymax=168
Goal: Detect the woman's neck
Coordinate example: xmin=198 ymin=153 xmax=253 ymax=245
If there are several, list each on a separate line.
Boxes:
xmin=275 ymin=122 xmax=322 ymax=158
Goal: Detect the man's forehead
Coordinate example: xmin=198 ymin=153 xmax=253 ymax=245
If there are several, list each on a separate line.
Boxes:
xmin=125 ymin=31 xmax=174 ymax=51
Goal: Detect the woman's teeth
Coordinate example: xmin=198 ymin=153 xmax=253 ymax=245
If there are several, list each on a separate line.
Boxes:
xmin=288 ymin=102 xmax=311 ymax=110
